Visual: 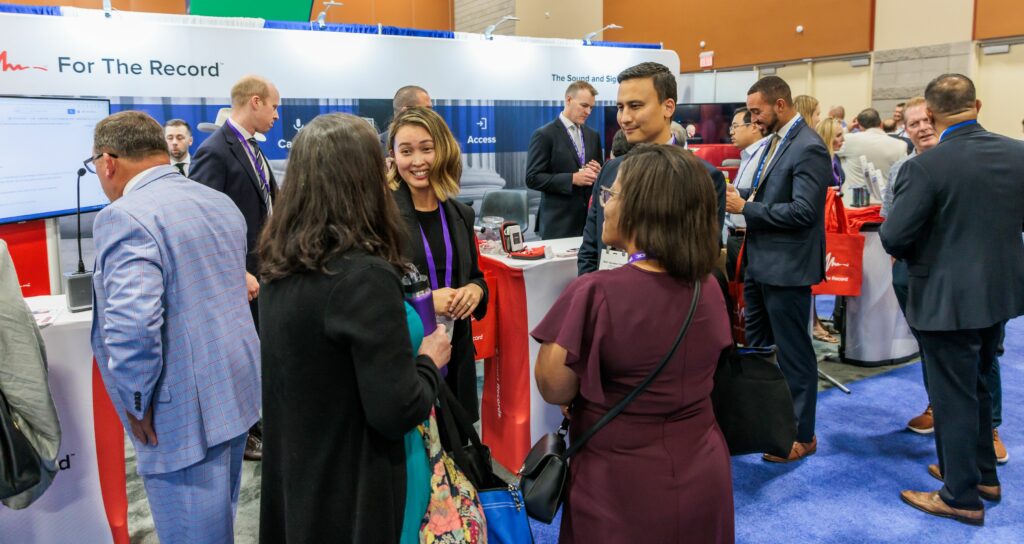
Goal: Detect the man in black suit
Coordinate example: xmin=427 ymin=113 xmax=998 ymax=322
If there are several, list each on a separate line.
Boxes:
xmin=190 ymin=74 xmax=281 ymax=461
xmin=725 ymin=76 xmax=830 ymax=463
xmin=526 ymin=80 xmax=603 ymax=239
xmin=577 ymin=62 xmax=726 ymax=275
xmin=883 ymin=74 xmax=1024 ymax=525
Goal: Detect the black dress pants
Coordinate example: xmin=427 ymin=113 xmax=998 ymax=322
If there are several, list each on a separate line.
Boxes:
xmin=744 ymin=280 xmax=817 ymax=443
xmin=915 ymin=322 xmax=1003 ymax=510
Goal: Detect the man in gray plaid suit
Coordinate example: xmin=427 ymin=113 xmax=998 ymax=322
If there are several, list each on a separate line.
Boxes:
xmin=89 ymin=111 xmax=260 ymax=543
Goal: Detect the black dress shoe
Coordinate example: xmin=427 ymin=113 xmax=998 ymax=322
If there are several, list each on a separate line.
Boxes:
xmin=244 ymin=433 xmax=262 ymax=461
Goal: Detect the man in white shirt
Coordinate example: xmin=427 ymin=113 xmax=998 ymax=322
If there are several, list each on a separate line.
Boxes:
xmin=725 ymin=107 xmax=767 ymax=280
xmin=164 ymin=119 xmax=193 ymax=177
xmin=838 ymin=108 xmax=907 ymax=203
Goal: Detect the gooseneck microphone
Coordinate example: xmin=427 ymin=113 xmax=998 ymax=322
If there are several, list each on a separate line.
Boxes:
xmin=76 ymin=167 xmax=87 ymax=274
xmin=66 ymin=167 xmax=94 ymax=312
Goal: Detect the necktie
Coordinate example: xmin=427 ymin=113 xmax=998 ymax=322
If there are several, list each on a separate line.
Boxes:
xmin=247 ymin=138 xmax=273 ymax=213
xmin=174 ymin=162 xmax=186 ymax=176
xmin=570 ymin=125 xmax=584 ymax=165
xmin=758 ymin=133 xmax=781 ymax=184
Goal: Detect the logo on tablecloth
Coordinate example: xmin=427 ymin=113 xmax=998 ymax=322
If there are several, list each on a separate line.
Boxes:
xmin=0 ymin=50 xmax=48 ymax=72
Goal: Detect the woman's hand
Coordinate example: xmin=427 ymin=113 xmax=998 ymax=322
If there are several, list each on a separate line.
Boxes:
xmin=418 ymin=324 xmax=452 ymax=370
xmin=432 ymin=287 xmax=456 ymax=317
xmin=448 ymin=283 xmax=484 ymax=320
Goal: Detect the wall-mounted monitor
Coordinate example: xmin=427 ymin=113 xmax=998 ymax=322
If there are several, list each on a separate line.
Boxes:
xmin=0 ymin=96 xmax=111 ymax=225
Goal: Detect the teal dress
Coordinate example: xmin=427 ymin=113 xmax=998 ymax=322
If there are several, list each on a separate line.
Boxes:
xmin=400 ymin=302 xmax=432 ymax=544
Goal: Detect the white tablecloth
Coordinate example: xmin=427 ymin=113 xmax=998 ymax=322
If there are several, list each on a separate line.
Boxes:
xmin=483 ymin=237 xmax=581 ymax=444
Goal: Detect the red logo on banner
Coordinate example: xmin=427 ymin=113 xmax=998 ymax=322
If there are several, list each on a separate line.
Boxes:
xmin=0 ymin=50 xmax=48 ymax=72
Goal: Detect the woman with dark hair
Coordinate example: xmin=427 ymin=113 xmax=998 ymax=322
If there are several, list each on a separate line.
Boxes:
xmin=387 ymin=107 xmax=489 ymax=421
xmin=257 ymin=113 xmax=451 ymax=543
xmin=533 ymin=145 xmax=735 ymax=543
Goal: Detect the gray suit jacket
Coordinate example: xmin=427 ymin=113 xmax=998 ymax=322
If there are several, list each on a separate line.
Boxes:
xmin=881 ymin=123 xmax=1024 ymax=331
xmin=0 ymin=240 xmax=60 ymax=508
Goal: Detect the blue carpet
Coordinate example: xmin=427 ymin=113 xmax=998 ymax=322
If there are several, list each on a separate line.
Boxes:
xmin=529 ymin=315 xmax=1023 ymax=543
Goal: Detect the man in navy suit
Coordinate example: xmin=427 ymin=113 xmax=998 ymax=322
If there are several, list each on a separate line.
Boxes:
xmin=89 ymin=111 xmax=260 ymax=543
xmin=725 ymin=76 xmax=830 ymax=463
xmin=526 ymin=80 xmax=603 ymax=239
xmin=190 ymin=74 xmax=280 ymax=461
xmin=577 ymin=62 xmax=726 ymax=275
xmin=883 ymin=74 xmax=1024 ymax=525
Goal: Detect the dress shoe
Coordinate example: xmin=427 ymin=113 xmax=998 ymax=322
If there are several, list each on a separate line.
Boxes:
xmin=900 ymin=490 xmax=984 ymax=526
xmin=994 ymin=429 xmax=1009 ymax=464
xmin=927 ymin=464 xmax=1001 ymax=501
xmin=906 ymin=405 xmax=934 ymax=434
xmin=763 ymin=436 xmax=817 ymax=463
xmin=244 ymin=433 xmax=263 ymax=461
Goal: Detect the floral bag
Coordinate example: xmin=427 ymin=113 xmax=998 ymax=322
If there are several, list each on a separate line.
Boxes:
xmin=420 ymin=408 xmax=487 ymax=544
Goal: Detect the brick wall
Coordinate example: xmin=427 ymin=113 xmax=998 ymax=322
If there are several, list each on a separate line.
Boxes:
xmin=454 ymin=0 xmax=516 ymax=35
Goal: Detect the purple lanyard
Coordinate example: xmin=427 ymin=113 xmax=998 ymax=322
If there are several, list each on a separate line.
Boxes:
xmin=564 ymin=123 xmax=585 ymax=166
xmin=628 ymin=252 xmax=650 ymax=264
xmin=419 ymin=203 xmax=453 ymax=290
xmin=225 ymin=120 xmax=272 ymax=198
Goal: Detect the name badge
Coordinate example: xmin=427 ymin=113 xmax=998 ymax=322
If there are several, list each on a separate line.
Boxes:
xmin=598 ymin=248 xmax=629 ymax=270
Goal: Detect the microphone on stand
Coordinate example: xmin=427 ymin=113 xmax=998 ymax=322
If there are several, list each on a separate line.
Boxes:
xmin=65 ymin=167 xmax=93 ymax=312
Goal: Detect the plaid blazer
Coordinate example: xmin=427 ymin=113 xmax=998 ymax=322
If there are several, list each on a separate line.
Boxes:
xmin=91 ymin=165 xmax=260 ymax=475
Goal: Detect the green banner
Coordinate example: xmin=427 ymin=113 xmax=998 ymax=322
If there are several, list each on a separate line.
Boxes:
xmin=190 ymin=0 xmax=314 ymax=22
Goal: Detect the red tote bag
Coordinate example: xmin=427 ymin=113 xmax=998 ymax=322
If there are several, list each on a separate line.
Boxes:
xmin=727 ymin=243 xmax=747 ymax=345
xmin=812 ymin=189 xmax=864 ymax=297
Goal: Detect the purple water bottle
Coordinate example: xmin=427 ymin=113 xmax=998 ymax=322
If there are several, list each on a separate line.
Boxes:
xmin=402 ymin=269 xmax=437 ymax=337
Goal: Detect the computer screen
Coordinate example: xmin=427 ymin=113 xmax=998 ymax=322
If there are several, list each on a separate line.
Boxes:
xmin=0 ymin=96 xmax=111 ymax=225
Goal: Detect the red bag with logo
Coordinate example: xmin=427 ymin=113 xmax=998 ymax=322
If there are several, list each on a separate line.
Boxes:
xmin=727 ymin=243 xmax=747 ymax=345
xmin=812 ymin=189 xmax=864 ymax=296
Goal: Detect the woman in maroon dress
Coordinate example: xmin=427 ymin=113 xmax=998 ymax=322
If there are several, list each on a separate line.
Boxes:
xmin=532 ymin=144 xmax=735 ymax=543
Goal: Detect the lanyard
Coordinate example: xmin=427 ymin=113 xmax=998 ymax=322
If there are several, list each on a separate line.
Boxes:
xmin=939 ymin=119 xmax=978 ymax=143
xmin=565 ymin=123 xmax=585 ymax=166
xmin=419 ymin=203 xmax=453 ymax=290
xmin=735 ymin=138 xmax=770 ymax=189
xmin=751 ymin=115 xmax=804 ymax=192
xmin=628 ymin=252 xmax=650 ymax=264
xmin=225 ymin=120 xmax=272 ymax=198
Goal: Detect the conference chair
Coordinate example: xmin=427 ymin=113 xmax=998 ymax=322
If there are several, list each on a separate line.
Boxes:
xmin=480 ymin=189 xmax=530 ymax=231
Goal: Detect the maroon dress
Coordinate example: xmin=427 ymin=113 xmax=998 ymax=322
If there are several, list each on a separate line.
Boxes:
xmin=532 ymin=265 xmax=734 ymax=544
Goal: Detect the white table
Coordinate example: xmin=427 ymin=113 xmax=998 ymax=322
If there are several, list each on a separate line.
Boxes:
xmin=0 ymin=296 xmax=125 ymax=543
xmin=478 ymin=237 xmax=580 ymax=468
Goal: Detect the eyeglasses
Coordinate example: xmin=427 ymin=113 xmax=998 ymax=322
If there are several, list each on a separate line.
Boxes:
xmin=729 ymin=122 xmax=752 ymax=132
xmin=599 ymin=186 xmax=619 ymax=207
xmin=82 ymin=152 xmax=119 ymax=174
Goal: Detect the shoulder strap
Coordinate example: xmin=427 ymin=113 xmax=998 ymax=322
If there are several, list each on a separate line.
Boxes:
xmin=564 ymin=280 xmax=702 ymax=458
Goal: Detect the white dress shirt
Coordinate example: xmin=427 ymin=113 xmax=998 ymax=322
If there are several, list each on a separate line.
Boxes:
xmin=171 ymin=153 xmax=191 ymax=177
xmin=559 ymin=113 xmax=584 ymax=161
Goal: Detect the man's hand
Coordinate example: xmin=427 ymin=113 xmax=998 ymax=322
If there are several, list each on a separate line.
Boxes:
xmin=572 ymin=168 xmax=598 ymax=187
xmin=127 ymin=405 xmax=158 ymax=446
xmin=245 ymin=272 xmax=260 ymax=301
xmin=585 ymin=160 xmax=602 ymax=175
xmin=725 ymin=183 xmax=746 ymax=214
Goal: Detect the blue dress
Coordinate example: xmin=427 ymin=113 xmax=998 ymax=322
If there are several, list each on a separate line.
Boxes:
xmin=400 ymin=302 xmax=431 ymax=544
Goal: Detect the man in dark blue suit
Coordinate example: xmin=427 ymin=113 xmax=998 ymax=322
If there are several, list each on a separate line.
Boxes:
xmin=725 ymin=76 xmax=830 ymax=463
xmin=883 ymin=74 xmax=1024 ymax=525
xmin=577 ymin=62 xmax=725 ymax=275
xmin=526 ymin=80 xmax=604 ymax=240
xmin=190 ymin=74 xmax=280 ymax=461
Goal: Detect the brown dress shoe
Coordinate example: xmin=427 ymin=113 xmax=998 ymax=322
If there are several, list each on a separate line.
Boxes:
xmin=763 ymin=436 xmax=817 ymax=463
xmin=994 ymin=429 xmax=1009 ymax=464
xmin=244 ymin=433 xmax=263 ymax=461
xmin=900 ymin=490 xmax=983 ymax=525
xmin=927 ymin=464 xmax=1001 ymax=501
xmin=907 ymin=405 xmax=934 ymax=434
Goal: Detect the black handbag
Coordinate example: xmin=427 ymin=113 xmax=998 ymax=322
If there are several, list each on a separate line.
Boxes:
xmin=709 ymin=269 xmax=797 ymax=457
xmin=518 ymin=281 xmax=702 ymax=524
xmin=0 ymin=388 xmax=42 ymax=500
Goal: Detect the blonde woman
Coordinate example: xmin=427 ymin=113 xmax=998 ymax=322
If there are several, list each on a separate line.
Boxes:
xmin=388 ymin=107 xmax=490 ymax=421
xmin=794 ymin=95 xmax=821 ymax=129
xmin=816 ymin=117 xmax=846 ymax=190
